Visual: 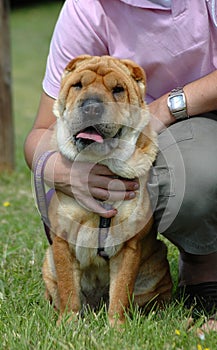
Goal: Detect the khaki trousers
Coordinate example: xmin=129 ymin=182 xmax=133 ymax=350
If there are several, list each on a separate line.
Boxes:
xmin=148 ymin=113 xmax=217 ymax=254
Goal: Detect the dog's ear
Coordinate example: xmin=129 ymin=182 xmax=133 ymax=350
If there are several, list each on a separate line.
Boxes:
xmin=54 ymin=55 xmax=93 ymax=118
xmin=63 ymin=55 xmax=92 ymax=78
xmin=120 ymin=59 xmax=146 ymax=99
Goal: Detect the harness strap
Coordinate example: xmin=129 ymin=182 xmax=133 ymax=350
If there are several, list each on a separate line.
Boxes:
xmin=97 ymin=203 xmax=113 ymax=260
xmin=97 ymin=217 xmax=111 ymax=260
xmin=34 ymin=150 xmax=56 ymax=245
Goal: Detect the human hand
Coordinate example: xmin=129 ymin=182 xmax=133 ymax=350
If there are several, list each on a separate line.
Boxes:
xmin=44 ymin=152 xmax=139 ymax=218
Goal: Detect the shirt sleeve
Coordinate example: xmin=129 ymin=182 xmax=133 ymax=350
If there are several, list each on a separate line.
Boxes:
xmin=43 ymin=0 xmax=109 ymax=99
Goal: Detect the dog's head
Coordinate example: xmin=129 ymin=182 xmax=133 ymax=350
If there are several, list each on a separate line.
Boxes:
xmin=53 ymin=55 xmax=150 ymax=161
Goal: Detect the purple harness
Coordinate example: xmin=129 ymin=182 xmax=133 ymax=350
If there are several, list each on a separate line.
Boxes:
xmin=34 ymin=151 xmax=56 ymax=245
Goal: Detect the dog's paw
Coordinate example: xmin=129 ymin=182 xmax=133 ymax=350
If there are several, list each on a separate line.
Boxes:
xmin=108 ymin=316 xmax=125 ymax=330
xmin=56 ymin=312 xmax=79 ymax=326
xmin=56 ymin=315 xmax=63 ymax=326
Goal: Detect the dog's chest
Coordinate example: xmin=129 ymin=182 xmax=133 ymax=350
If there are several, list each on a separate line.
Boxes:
xmin=80 ymin=262 xmax=110 ymax=308
xmin=71 ymin=236 xmax=122 ymax=268
xmin=54 ymin=193 xmax=139 ymax=266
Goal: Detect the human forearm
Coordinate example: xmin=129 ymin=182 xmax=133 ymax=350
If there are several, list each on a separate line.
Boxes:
xmin=24 ymin=92 xmax=57 ymax=170
xmin=24 ymin=127 xmax=56 ymax=170
xmin=149 ymin=70 xmax=217 ymax=133
xmin=184 ymin=70 xmax=217 ymax=116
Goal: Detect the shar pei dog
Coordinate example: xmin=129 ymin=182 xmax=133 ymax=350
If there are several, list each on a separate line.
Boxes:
xmin=42 ymin=55 xmax=172 ymax=326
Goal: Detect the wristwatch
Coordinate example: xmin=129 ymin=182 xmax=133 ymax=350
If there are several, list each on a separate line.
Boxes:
xmin=167 ymin=87 xmax=189 ymax=120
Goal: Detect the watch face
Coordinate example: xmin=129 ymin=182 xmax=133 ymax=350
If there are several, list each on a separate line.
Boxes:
xmin=170 ymin=94 xmax=185 ymax=112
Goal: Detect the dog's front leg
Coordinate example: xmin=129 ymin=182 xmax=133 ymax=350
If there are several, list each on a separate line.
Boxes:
xmin=108 ymin=238 xmax=141 ymax=327
xmin=53 ymin=235 xmax=81 ymax=323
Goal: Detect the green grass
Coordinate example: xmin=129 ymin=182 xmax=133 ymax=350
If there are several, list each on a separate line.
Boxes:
xmin=0 ymin=3 xmax=217 ymax=349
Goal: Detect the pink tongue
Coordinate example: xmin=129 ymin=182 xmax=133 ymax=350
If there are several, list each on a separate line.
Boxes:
xmin=76 ymin=130 xmax=103 ymax=143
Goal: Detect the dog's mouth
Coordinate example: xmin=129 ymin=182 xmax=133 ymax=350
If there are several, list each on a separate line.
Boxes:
xmin=74 ymin=125 xmax=122 ymax=151
xmin=75 ymin=126 xmax=104 ymax=144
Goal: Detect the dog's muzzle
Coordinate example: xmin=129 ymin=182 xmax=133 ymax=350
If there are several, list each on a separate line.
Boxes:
xmin=73 ymin=98 xmax=122 ymax=152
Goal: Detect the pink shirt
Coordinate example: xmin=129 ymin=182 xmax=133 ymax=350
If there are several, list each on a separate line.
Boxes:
xmin=43 ymin=0 xmax=217 ymax=103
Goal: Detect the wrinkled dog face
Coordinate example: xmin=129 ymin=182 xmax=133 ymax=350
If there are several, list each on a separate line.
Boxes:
xmin=53 ymin=55 xmax=149 ymax=160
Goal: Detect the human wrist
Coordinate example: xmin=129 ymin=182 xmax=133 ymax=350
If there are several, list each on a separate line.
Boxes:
xmin=167 ymin=87 xmax=189 ymax=121
xmin=43 ymin=151 xmax=74 ymax=193
xmin=45 ymin=151 xmax=63 ymax=188
xmin=34 ymin=150 xmax=58 ymax=189
xmin=149 ymin=95 xmax=176 ymax=133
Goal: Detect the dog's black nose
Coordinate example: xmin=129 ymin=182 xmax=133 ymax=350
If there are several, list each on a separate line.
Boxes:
xmin=81 ymin=99 xmax=104 ymax=118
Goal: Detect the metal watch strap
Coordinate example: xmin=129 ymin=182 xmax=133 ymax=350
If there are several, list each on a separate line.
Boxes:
xmin=167 ymin=87 xmax=189 ymax=120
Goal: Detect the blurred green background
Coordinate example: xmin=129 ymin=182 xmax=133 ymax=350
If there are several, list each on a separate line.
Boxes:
xmin=10 ymin=1 xmax=63 ymax=172
xmin=0 ymin=2 xmax=216 ymax=349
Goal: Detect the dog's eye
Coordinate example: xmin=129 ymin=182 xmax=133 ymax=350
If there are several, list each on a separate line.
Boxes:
xmin=72 ymin=82 xmax=82 ymax=90
xmin=112 ymin=85 xmax=124 ymax=94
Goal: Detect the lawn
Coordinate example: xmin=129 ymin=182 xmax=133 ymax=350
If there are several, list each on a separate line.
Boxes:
xmin=0 ymin=2 xmax=216 ymax=349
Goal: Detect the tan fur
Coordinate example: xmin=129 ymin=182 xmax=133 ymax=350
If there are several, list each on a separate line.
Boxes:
xmin=42 ymin=55 xmax=172 ymax=326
